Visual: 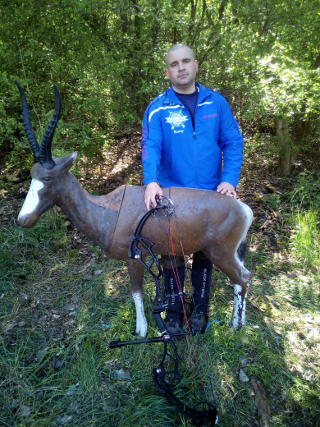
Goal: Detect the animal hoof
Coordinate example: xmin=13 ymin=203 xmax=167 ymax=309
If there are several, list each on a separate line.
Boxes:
xmin=229 ymin=318 xmax=243 ymax=330
xmin=135 ymin=320 xmax=148 ymax=337
xmin=135 ymin=329 xmax=147 ymax=338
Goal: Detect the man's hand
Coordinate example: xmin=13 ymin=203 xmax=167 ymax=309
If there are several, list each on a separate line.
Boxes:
xmin=144 ymin=182 xmax=163 ymax=210
xmin=217 ymin=182 xmax=237 ymax=198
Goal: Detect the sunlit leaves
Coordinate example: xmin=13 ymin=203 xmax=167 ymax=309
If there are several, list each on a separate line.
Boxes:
xmin=1 ymin=0 xmax=320 ymax=170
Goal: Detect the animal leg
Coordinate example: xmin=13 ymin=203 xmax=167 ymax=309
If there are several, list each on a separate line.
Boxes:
xmin=204 ymin=239 xmax=251 ymax=330
xmin=230 ymin=283 xmax=248 ymax=330
xmin=128 ymin=259 xmax=147 ymax=337
xmin=230 ymin=240 xmax=250 ymax=330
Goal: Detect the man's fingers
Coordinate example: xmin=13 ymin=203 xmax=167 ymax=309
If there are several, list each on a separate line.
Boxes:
xmin=148 ymin=198 xmax=156 ymax=209
xmin=144 ymin=182 xmax=163 ymax=210
xmin=217 ymin=187 xmax=228 ymax=194
xmin=217 ymin=182 xmax=237 ymax=198
xmin=144 ymin=195 xmax=155 ymax=210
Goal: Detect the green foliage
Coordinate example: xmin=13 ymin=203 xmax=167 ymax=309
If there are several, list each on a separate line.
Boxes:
xmin=288 ymin=172 xmax=320 ymax=269
xmin=0 ymin=71 xmax=25 ymax=169
xmin=1 ymin=0 xmax=320 ymax=171
xmin=290 ymin=171 xmax=320 ymax=210
xmin=289 ymin=209 xmax=320 ymax=269
xmin=259 ymin=53 xmax=320 ymax=118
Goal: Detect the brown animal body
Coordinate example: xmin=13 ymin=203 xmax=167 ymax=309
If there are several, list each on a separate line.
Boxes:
xmin=16 ymin=83 xmax=253 ymax=336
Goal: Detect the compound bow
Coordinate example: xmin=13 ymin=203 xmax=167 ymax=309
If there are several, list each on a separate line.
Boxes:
xmin=109 ymin=197 xmax=217 ymax=426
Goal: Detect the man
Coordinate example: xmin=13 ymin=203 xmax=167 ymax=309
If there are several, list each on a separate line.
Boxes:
xmin=141 ymin=44 xmax=243 ymax=333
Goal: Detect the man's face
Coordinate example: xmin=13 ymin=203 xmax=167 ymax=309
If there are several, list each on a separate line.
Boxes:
xmin=166 ymin=47 xmax=198 ymax=92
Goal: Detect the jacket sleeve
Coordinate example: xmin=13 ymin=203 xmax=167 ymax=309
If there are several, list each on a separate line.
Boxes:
xmin=218 ymin=95 xmax=244 ymax=188
xmin=141 ymin=104 xmax=163 ymax=185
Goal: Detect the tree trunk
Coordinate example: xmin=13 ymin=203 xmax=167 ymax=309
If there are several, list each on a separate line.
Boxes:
xmin=275 ymin=117 xmax=292 ymax=176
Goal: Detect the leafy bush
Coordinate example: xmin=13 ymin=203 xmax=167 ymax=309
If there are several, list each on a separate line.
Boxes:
xmin=290 ymin=171 xmax=320 ymax=210
xmin=289 ymin=171 xmax=320 ymax=269
xmin=0 ymin=72 xmax=25 ymax=170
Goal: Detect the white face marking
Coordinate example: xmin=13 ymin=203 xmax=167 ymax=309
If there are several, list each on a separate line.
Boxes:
xmin=132 ymin=292 xmax=148 ymax=337
xmin=18 ymin=179 xmax=44 ymax=219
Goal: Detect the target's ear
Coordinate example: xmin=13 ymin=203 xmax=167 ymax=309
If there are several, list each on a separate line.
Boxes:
xmin=55 ymin=152 xmax=78 ymax=171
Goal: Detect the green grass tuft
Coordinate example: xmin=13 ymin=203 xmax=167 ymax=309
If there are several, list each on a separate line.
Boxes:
xmin=289 ymin=208 xmax=320 ymax=269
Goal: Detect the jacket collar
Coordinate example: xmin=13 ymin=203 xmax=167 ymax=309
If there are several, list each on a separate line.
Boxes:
xmin=163 ymin=82 xmax=212 ymax=105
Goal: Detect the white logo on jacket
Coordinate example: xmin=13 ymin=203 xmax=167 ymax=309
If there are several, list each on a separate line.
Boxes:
xmin=165 ymin=110 xmax=188 ymax=131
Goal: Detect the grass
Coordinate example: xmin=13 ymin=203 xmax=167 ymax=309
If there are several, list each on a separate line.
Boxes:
xmin=289 ymin=208 xmax=320 ymax=269
xmin=1 ymin=181 xmax=320 ymax=426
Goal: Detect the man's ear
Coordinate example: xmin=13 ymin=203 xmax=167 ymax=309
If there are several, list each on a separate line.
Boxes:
xmin=195 ymin=60 xmax=199 ymax=72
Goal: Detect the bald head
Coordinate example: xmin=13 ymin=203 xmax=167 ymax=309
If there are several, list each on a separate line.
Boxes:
xmin=165 ymin=44 xmax=196 ymax=64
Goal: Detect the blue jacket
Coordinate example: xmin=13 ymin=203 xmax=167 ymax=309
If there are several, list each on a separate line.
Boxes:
xmin=142 ymin=83 xmax=243 ymax=190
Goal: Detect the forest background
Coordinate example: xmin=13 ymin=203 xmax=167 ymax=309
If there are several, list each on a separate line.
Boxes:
xmin=1 ymin=0 xmax=320 ymax=174
xmin=1 ymin=1 xmax=320 ymax=426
